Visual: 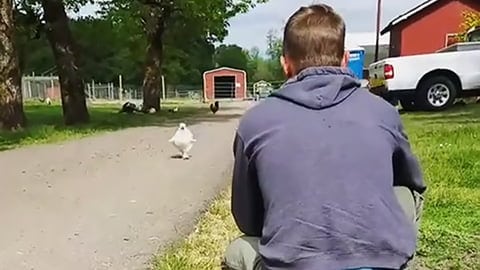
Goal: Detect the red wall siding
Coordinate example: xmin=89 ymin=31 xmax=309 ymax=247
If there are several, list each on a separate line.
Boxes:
xmin=203 ymin=69 xmax=246 ymax=101
xmin=390 ymin=0 xmax=480 ymax=56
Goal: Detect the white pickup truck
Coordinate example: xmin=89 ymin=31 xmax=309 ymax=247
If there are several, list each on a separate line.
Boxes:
xmin=368 ymin=42 xmax=480 ymax=111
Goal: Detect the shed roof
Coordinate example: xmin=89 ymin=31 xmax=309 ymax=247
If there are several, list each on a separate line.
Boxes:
xmin=381 ymin=0 xmax=441 ymax=35
xmin=203 ymin=67 xmax=246 ymax=76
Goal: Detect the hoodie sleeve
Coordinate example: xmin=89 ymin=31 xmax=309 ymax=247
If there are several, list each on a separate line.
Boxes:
xmin=392 ymin=115 xmax=427 ymax=194
xmin=231 ymin=133 xmax=264 ymax=237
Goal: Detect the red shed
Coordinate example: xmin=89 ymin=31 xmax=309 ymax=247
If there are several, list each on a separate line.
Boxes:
xmin=203 ymin=67 xmax=247 ymax=101
xmin=381 ymin=0 xmax=480 ymax=57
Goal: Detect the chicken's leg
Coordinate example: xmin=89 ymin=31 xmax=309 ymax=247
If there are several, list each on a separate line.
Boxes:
xmin=182 ymin=143 xmax=193 ymax=159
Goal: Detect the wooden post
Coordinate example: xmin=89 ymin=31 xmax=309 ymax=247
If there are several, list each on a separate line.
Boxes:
xmin=21 ymin=76 xmax=25 ymax=99
xmin=91 ymin=79 xmax=95 ymax=100
xmin=118 ymin=75 xmax=123 ymax=101
xmin=161 ymin=75 xmax=165 ymax=100
xmin=43 ymin=81 xmax=47 ymax=98
xmin=374 ymin=0 xmax=382 ymax=62
xmin=111 ymin=83 xmax=114 ymax=100
xmin=27 ymin=78 xmax=32 ymax=99
xmin=50 ymin=79 xmax=54 ymax=99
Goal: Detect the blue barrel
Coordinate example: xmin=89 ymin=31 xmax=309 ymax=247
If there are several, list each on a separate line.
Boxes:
xmin=347 ymin=47 xmax=365 ymax=79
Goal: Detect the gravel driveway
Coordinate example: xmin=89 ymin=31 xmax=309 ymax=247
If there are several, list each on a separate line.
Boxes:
xmin=0 ymin=101 xmax=252 ymax=270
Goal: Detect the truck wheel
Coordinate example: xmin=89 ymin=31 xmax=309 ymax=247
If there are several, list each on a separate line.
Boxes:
xmin=399 ymin=97 xmax=417 ymax=111
xmin=417 ymin=76 xmax=457 ymax=111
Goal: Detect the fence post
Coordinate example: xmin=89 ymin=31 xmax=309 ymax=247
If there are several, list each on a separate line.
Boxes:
xmin=27 ymin=79 xmax=32 ymax=99
xmin=110 ymin=83 xmax=114 ymax=100
xmin=21 ymin=76 xmax=28 ymax=99
xmin=50 ymin=79 xmax=54 ymax=99
xmin=161 ymin=75 xmax=165 ymax=100
xmin=91 ymin=80 xmax=95 ymax=100
xmin=118 ymin=75 xmax=123 ymax=101
xmin=43 ymin=82 xmax=47 ymax=98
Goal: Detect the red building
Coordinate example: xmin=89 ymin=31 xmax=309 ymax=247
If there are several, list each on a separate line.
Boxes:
xmin=381 ymin=0 xmax=480 ymax=57
xmin=203 ymin=67 xmax=247 ymax=101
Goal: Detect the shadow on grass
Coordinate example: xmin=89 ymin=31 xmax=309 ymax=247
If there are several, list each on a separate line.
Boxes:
xmin=402 ymin=104 xmax=480 ymax=125
xmin=0 ymin=102 xmax=244 ymax=151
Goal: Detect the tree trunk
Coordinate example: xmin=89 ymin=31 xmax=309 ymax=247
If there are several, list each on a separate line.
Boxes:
xmin=0 ymin=0 xmax=27 ymax=130
xmin=142 ymin=10 xmax=168 ymax=112
xmin=142 ymin=34 xmax=163 ymax=111
xmin=41 ymin=0 xmax=89 ymax=125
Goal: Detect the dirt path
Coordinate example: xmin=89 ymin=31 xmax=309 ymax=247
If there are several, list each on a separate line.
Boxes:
xmin=0 ymin=101 xmax=253 ymax=270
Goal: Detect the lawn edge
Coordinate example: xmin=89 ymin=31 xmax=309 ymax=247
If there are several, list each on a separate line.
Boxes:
xmin=150 ymin=187 xmax=238 ymax=270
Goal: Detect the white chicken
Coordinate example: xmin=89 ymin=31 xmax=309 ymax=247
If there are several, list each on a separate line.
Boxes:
xmin=168 ymin=123 xmax=196 ymax=159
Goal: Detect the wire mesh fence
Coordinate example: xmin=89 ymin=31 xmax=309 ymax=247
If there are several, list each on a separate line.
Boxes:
xmin=86 ymin=82 xmax=118 ymax=100
xmin=165 ymin=84 xmax=203 ymax=100
xmin=21 ymin=76 xmax=61 ymax=101
xmin=21 ymin=76 xmax=145 ymax=103
xmin=121 ymin=84 xmax=143 ymax=101
xmin=21 ymin=75 xmax=286 ymax=103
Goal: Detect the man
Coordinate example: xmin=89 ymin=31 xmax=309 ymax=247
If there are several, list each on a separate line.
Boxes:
xmin=222 ymin=4 xmax=426 ymax=270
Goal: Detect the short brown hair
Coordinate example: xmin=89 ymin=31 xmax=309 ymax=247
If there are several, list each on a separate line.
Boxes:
xmin=283 ymin=4 xmax=346 ymax=72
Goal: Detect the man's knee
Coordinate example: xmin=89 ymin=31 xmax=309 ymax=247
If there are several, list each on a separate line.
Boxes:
xmin=394 ymin=186 xmax=424 ymax=233
xmin=222 ymin=236 xmax=262 ymax=270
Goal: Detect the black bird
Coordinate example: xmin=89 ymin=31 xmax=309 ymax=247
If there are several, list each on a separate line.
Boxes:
xmin=210 ymin=101 xmax=219 ymax=114
xmin=168 ymin=106 xmax=179 ymax=113
xmin=119 ymin=101 xmax=139 ymax=114
xmin=39 ymin=97 xmax=52 ymax=105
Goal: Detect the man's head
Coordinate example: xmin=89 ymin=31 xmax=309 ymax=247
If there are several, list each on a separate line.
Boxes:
xmin=281 ymin=4 xmax=348 ymax=78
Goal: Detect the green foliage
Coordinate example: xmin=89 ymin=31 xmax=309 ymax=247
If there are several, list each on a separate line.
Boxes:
xmin=14 ymin=0 xmax=282 ymax=87
xmin=214 ymin=44 xmax=248 ymax=70
xmin=71 ymin=17 xmax=146 ymax=83
xmin=245 ymin=47 xmax=277 ymax=82
xmin=98 ymin=0 xmax=270 ymax=87
xmin=265 ymin=29 xmax=282 ymax=61
xmin=14 ymin=15 xmax=215 ymax=86
xmin=100 ymin=0 xmax=269 ymax=46
xmin=459 ymin=11 xmax=480 ymax=41
xmin=260 ymin=29 xmax=284 ymax=82
xmin=212 ymin=34 xmax=286 ymax=84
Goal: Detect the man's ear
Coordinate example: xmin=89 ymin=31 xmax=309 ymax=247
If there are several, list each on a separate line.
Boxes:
xmin=341 ymin=51 xmax=349 ymax=68
xmin=280 ymin=55 xmax=294 ymax=78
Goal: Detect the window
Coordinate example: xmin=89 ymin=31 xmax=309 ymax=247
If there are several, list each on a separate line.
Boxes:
xmin=445 ymin=33 xmax=460 ymax=47
xmin=466 ymin=27 xmax=480 ymax=42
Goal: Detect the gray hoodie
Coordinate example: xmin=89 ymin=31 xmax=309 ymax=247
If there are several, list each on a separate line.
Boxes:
xmin=231 ymin=67 xmax=426 ymax=270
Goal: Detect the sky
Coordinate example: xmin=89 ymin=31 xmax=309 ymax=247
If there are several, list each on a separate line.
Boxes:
xmin=76 ymin=0 xmax=426 ymax=51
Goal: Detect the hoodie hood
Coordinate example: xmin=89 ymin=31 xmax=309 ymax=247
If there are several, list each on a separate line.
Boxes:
xmin=271 ymin=66 xmax=361 ymax=109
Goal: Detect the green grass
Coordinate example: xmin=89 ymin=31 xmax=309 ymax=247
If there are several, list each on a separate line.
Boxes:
xmin=0 ymin=100 xmax=216 ymax=151
xmin=402 ymin=105 xmax=480 ymax=269
xmin=153 ymin=104 xmax=480 ymax=270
